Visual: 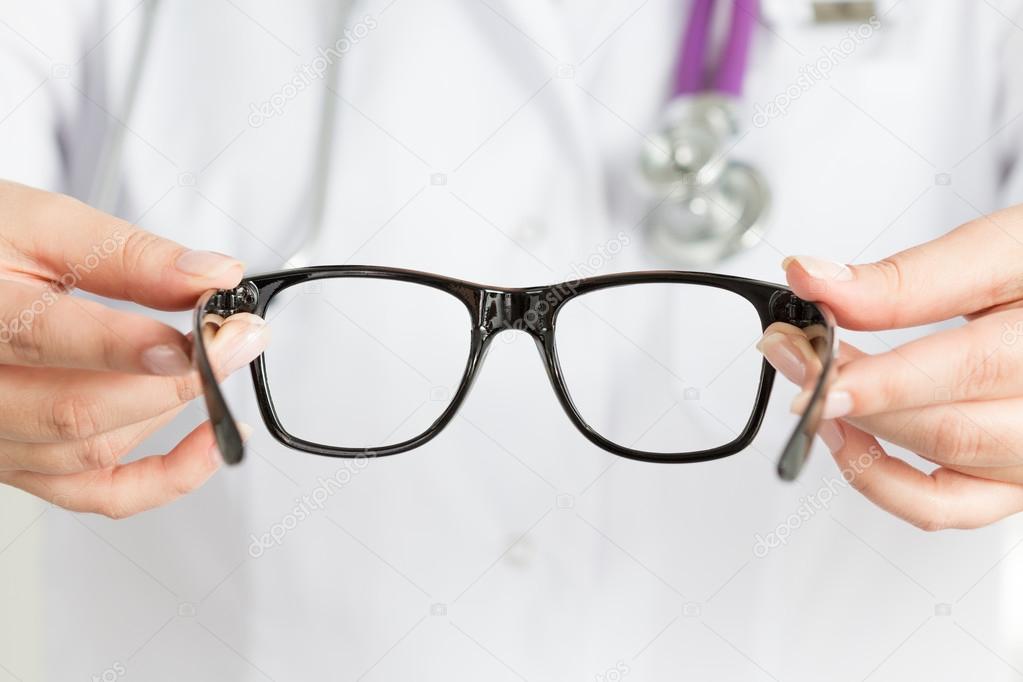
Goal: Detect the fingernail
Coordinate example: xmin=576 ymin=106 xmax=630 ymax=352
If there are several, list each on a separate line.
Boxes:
xmin=141 ymin=344 xmax=191 ymax=376
xmin=217 ymin=318 xmax=270 ymax=375
xmin=208 ymin=441 xmax=221 ymax=467
xmin=209 ymin=422 xmax=252 ymax=466
xmin=757 ymin=332 xmax=806 ymax=384
xmin=784 ymin=255 xmax=853 ymax=282
xmin=176 ymin=250 xmax=243 ymax=279
xmin=817 ymin=420 xmax=845 ymax=453
xmin=821 ymin=390 xmax=853 ymax=419
xmin=790 ymin=389 xmax=853 ymax=420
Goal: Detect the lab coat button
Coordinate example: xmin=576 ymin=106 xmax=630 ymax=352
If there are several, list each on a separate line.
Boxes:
xmin=514 ymin=218 xmax=547 ymax=245
xmin=504 ymin=535 xmax=536 ymax=568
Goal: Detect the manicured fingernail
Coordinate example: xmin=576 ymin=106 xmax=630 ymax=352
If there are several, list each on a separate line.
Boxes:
xmin=218 ymin=317 xmax=269 ymax=375
xmin=208 ymin=441 xmax=221 ymax=467
xmin=791 ymin=389 xmax=853 ymax=420
xmin=783 ymin=256 xmax=853 ymax=282
xmin=176 ymin=250 xmax=243 ymax=279
xmin=209 ymin=422 xmax=252 ymax=466
xmin=757 ymin=332 xmax=806 ymax=384
xmin=817 ymin=420 xmax=845 ymax=453
xmin=141 ymin=344 xmax=191 ymax=376
xmin=821 ymin=390 xmax=853 ymax=419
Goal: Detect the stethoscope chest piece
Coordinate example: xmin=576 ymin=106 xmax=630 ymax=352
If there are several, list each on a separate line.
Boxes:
xmin=640 ymin=96 xmax=770 ymax=267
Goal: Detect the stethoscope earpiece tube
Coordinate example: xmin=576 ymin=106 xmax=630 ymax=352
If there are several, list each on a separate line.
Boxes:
xmin=88 ymin=0 xmax=162 ymax=213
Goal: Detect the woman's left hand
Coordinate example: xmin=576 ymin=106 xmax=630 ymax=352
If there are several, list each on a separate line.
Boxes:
xmin=758 ymin=204 xmax=1023 ymax=530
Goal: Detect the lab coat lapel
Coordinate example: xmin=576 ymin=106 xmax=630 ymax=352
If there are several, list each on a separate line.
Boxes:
xmin=485 ymin=0 xmax=612 ymax=246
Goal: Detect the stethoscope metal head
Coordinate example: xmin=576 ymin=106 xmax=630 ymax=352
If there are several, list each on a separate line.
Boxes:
xmin=640 ymin=95 xmax=734 ymax=187
xmin=643 ymin=159 xmax=770 ymax=267
xmin=640 ymin=95 xmax=770 ymax=267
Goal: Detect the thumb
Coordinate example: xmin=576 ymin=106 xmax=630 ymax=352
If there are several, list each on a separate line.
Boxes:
xmin=781 ymin=205 xmax=1023 ymax=331
xmin=783 ymin=252 xmax=987 ymax=332
xmin=782 ymin=255 xmax=901 ymax=330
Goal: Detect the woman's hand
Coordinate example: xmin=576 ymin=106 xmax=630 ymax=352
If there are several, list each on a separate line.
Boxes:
xmin=758 ymin=203 xmax=1023 ymax=530
xmin=0 ymin=180 xmax=269 ymax=518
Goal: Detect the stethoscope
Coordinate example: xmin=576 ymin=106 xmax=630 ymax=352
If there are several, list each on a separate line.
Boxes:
xmin=95 ymin=0 xmax=764 ymax=268
xmin=88 ymin=0 xmax=353 ymax=271
xmin=640 ymin=0 xmax=769 ymax=267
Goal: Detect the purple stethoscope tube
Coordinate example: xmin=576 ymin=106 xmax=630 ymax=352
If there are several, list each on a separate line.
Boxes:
xmin=673 ymin=0 xmax=759 ymax=98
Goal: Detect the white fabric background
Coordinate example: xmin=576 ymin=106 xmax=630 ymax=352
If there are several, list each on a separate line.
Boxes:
xmin=1 ymin=1 xmax=1023 ymax=680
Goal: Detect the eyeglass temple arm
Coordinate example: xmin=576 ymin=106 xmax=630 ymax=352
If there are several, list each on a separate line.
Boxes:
xmin=770 ymin=292 xmax=838 ymax=481
xmin=192 ymin=286 xmax=257 ymax=465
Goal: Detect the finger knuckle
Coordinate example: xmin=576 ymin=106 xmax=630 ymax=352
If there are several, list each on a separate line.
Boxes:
xmin=74 ymin=432 xmax=123 ymax=471
xmin=5 ymin=303 xmax=49 ymax=365
xmin=907 ymin=480 xmax=950 ymax=532
xmin=49 ymin=393 xmax=102 ymax=441
xmin=875 ymin=257 xmax=906 ymax=293
xmin=869 ymin=367 xmax=906 ymax=413
xmin=911 ymin=513 xmax=946 ymax=533
xmin=965 ymin=353 xmax=1008 ymax=399
xmin=119 ymin=230 xmax=164 ymax=281
xmin=924 ymin=411 xmax=983 ymax=466
xmin=961 ymin=333 xmax=1011 ymax=398
xmin=845 ymin=469 xmax=871 ymax=494
xmin=98 ymin=500 xmax=133 ymax=520
xmin=990 ymin=268 xmax=1023 ymax=304
xmin=873 ymin=258 xmax=907 ymax=327
xmin=157 ymin=455 xmax=201 ymax=499
xmin=172 ymin=372 xmax=202 ymax=404
xmin=170 ymin=473 xmax=198 ymax=499
xmin=96 ymin=320 xmax=123 ymax=372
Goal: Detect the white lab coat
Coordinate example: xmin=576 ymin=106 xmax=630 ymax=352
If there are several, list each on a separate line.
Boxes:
xmin=1 ymin=1 xmax=1023 ymax=680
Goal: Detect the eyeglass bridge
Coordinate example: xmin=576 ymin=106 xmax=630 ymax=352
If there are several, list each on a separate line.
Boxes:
xmin=480 ymin=288 xmax=555 ymax=338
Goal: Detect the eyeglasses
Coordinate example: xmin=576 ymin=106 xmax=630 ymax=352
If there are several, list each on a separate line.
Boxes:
xmin=193 ymin=266 xmax=836 ymax=481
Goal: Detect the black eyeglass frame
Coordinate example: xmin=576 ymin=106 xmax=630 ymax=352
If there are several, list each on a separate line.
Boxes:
xmin=193 ymin=265 xmax=836 ymax=481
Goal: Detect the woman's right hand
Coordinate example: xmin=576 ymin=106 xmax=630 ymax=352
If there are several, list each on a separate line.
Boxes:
xmin=0 ymin=180 xmax=269 ymax=518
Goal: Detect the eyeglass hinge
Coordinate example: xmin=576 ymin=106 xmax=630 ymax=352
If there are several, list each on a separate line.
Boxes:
xmin=204 ymin=282 xmax=258 ymax=317
xmin=770 ymin=290 xmax=823 ymax=328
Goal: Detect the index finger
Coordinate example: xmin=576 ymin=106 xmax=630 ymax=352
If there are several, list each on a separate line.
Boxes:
xmin=3 ymin=181 xmax=244 ymax=310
